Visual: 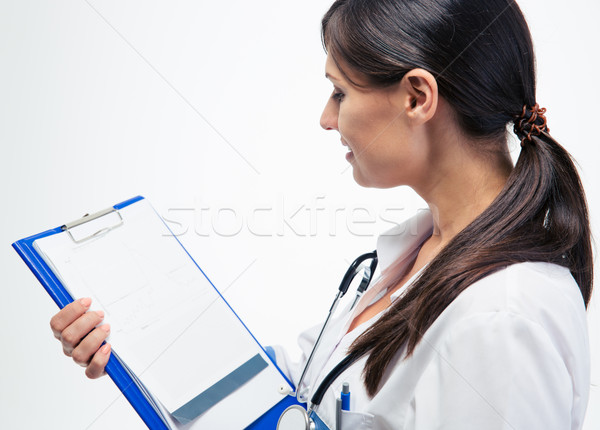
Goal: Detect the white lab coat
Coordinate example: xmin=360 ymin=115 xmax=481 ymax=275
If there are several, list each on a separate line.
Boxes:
xmin=271 ymin=211 xmax=590 ymax=430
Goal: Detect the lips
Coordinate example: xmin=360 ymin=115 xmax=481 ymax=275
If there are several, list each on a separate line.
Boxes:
xmin=341 ymin=138 xmax=352 ymax=151
xmin=341 ymin=138 xmax=354 ymax=161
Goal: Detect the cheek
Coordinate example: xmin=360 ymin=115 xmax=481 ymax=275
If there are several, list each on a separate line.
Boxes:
xmin=338 ymin=105 xmax=380 ymax=148
xmin=358 ymin=121 xmax=420 ymax=186
xmin=337 ymin=108 xmax=360 ymax=142
xmin=337 ymin=98 xmax=421 ymax=186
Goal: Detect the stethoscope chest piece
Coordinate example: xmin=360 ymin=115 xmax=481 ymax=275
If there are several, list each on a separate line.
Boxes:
xmin=276 ymin=405 xmax=314 ymax=430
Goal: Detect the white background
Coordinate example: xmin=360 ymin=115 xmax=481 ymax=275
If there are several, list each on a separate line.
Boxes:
xmin=1 ymin=0 xmax=598 ymax=428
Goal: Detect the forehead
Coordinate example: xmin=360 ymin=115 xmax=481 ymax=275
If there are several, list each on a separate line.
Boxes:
xmin=325 ymin=53 xmax=343 ymax=82
xmin=324 ymin=53 xmax=376 ymax=91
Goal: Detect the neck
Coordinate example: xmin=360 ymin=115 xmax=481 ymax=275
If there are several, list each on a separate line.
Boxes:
xmin=415 ymin=131 xmax=513 ymax=250
xmin=426 ymin=174 xmax=506 ymax=246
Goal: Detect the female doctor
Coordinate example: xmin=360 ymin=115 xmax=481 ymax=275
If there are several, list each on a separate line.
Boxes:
xmin=49 ymin=0 xmax=593 ymax=428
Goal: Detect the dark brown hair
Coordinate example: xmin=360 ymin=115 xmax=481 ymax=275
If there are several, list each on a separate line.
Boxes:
xmin=322 ymin=0 xmax=593 ymax=397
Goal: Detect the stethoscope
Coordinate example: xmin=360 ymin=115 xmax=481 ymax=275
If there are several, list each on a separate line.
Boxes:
xmin=277 ymin=251 xmax=378 ymax=430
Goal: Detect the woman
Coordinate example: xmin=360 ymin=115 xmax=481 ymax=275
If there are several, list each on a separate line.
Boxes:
xmin=50 ymin=0 xmax=593 ymax=428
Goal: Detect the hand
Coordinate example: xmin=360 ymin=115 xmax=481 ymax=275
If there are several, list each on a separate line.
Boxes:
xmin=49 ymin=297 xmax=111 ymax=379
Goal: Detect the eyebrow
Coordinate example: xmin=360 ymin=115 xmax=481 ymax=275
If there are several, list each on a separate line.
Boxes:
xmin=325 ymin=72 xmax=342 ymax=82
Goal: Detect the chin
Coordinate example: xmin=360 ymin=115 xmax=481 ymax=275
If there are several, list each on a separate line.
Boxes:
xmin=352 ymin=169 xmax=403 ymax=189
xmin=352 ymin=169 xmax=369 ymax=187
xmin=352 ymin=170 xmax=381 ymax=189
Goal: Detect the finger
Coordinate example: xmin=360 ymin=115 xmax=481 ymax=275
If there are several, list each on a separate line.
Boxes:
xmin=50 ymin=298 xmax=92 ymax=338
xmin=85 ymin=343 xmax=111 ymax=379
xmin=60 ymin=310 xmax=105 ymax=355
xmin=71 ymin=324 xmax=111 ymax=367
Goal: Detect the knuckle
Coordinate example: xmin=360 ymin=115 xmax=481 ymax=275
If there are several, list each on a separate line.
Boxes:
xmin=91 ymin=314 xmax=103 ymax=326
xmin=49 ymin=315 xmax=59 ymax=332
xmin=86 ymin=357 xmax=105 ymax=380
xmin=60 ymin=329 xmax=78 ymax=348
xmin=71 ymin=349 xmax=89 ymax=366
xmin=97 ymin=326 xmax=110 ymax=341
xmin=84 ymin=312 xmax=102 ymax=327
xmin=84 ymin=366 xmax=96 ymax=379
xmin=67 ymin=300 xmax=83 ymax=313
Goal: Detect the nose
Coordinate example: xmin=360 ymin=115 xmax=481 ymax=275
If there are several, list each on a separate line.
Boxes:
xmin=320 ymin=98 xmax=338 ymax=131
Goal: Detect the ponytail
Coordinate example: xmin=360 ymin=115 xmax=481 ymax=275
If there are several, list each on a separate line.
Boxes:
xmin=513 ymin=111 xmax=593 ymax=300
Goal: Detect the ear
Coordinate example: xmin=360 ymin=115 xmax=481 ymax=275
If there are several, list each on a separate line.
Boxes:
xmin=400 ymin=69 xmax=438 ymax=124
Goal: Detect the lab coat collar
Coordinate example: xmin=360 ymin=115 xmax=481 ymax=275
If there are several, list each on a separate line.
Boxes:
xmin=337 ymin=210 xmax=433 ymax=341
xmin=375 ymin=209 xmax=434 ymax=274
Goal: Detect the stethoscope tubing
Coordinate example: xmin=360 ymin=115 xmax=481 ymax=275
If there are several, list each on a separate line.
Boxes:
xmin=290 ymin=251 xmax=378 ymax=424
xmin=308 ymin=353 xmax=361 ymax=410
xmin=294 ymin=251 xmax=377 ymax=404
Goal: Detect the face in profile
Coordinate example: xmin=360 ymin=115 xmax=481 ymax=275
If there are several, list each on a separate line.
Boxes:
xmin=320 ymin=53 xmax=431 ymax=190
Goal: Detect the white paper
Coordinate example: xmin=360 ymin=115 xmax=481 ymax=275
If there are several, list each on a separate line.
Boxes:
xmin=34 ymin=199 xmax=290 ymax=427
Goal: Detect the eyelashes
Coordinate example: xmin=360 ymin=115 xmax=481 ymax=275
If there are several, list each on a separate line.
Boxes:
xmin=331 ymin=90 xmax=345 ymax=102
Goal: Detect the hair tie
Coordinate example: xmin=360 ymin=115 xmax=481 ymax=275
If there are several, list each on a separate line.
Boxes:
xmin=513 ymin=103 xmax=549 ymax=146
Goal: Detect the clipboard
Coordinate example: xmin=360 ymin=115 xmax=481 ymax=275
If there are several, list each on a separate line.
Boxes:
xmin=12 ymin=196 xmax=304 ymax=429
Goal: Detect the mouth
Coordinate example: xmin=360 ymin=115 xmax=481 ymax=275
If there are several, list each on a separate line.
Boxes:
xmin=341 ymin=139 xmax=354 ymax=162
xmin=341 ymin=138 xmax=354 ymax=161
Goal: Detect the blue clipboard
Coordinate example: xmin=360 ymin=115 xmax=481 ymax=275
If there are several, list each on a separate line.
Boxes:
xmin=12 ymin=196 xmax=304 ymax=429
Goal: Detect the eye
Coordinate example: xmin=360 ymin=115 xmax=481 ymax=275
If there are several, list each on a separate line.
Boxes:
xmin=331 ymin=88 xmax=345 ymax=103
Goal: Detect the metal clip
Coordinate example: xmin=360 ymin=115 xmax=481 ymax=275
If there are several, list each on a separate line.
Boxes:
xmin=62 ymin=206 xmax=124 ymax=244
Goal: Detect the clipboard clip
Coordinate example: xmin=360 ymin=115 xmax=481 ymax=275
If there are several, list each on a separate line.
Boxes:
xmin=62 ymin=206 xmax=124 ymax=244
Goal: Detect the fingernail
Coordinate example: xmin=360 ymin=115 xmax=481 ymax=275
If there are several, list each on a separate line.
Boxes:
xmin=100 ymin=324 xmax=111 ymax=333
xmin=95 ymin=310 xmax=105 ymax=318
xmin=80 ymin=297 xmax=92 ymax=308
xmin=101 ymin=344 xmax=111 ymax=354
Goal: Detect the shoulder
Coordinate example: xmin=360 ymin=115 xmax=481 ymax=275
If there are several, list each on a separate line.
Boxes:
xmin=431 ymin=262 xmax=590 ymax=377
xmin=412 ymin=263 xmax=591 ymax=427
xmin=453 ymin=262 xmax=586 ymax=325
xmin=375 ymin=263 xmax=591 ymax=428
xmin=420 ymin=262 xmax=589 ymax=369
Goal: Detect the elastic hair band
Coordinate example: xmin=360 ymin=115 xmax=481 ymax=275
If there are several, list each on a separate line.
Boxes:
xmin=513 ymin=103 xmax=549 ymax=146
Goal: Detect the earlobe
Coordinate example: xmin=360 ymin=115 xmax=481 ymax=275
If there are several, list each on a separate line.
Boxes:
xmin=403 ymin=69 xmax=438 ymax=123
